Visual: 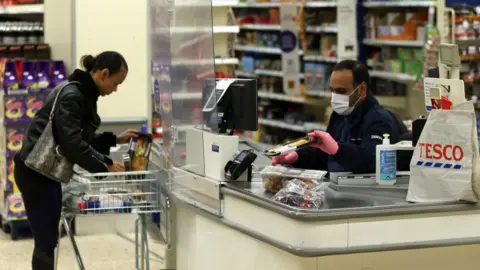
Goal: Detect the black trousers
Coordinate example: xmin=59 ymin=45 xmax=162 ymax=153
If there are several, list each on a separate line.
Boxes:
xmin=14 ymin=156 xmax=62 ymax=270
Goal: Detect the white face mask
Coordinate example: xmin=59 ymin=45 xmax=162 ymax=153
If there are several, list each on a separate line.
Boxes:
xmin=331 ymin=86 xmax=360 ymax=116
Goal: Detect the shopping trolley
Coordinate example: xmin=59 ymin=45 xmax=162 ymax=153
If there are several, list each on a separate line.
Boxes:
xmin=55 ymin=170 xmax=162 ymax=270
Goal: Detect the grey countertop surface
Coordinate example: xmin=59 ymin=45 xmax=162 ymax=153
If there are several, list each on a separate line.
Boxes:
xmin=222 ymin=181 xmax=480 ymax=221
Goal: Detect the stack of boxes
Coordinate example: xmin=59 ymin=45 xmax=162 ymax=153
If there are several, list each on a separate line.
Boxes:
xmin=0 ymin=59 xmax=67 ymax=225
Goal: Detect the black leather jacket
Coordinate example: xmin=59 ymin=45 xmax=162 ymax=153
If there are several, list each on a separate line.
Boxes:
xmin=16 ymin=69 xmax=116 ymax=173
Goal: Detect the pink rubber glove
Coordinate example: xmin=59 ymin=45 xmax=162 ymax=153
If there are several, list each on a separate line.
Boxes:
xmin=271 ymin=151 xmax=299 ymax=166
xmin=308 ymin=130 xmax=339 ymax=155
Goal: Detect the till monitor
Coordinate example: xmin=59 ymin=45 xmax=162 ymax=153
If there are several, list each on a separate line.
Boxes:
xmin=202 ymin=79 xmax=258 ymax=134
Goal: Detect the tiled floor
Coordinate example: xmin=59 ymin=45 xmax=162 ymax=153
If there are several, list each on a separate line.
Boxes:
xmin=0 ymin=230 xmax=165 ymax=269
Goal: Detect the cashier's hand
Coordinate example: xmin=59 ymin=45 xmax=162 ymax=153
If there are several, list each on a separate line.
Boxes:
xmin=116 ymin=129 xmax=138 ymax=144
xmin=308 ymin=130 xmax=339 ymax=155
xmin=271 ymin=152 xmax=298 ymax=166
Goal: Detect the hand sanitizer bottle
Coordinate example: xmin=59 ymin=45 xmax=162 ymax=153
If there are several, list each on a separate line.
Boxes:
xmin=376 ymin=133 xmax=397 ymax=185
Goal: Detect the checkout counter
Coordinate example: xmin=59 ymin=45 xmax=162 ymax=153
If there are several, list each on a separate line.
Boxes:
xmin=151 ymin=137 xmax=480 ymax=270
xmin=149 ymin=1 xmax=480 ymax=268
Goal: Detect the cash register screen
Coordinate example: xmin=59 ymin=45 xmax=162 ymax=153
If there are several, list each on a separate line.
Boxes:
xmin=202 ymin=79 xmax=258 ymax=132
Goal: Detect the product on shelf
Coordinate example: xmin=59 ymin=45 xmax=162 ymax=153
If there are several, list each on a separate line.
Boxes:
xmin=2 ymin=59 xmax=60 ymax=95
xmin=51 ymin=60 xmax=66 ymax=87
xmin=25 ymin=93 xmax=45 ymax=120
xmin=367 ymin=11 xmax=428 ymax=41
xmin=0 ymin=44 xmax=50 ymax=59
xmin=36 ymin=60 xmax=51 ymax=90
xmin=368 ymin=46 xmax=424 ymax=76
xmin=236 ymin=7 xmax=279 ymax=25
xmin=5 ymin=193 xmax=25 ymax=219
xmin=5 ymin=158 xmax=19 ymax=194
xmin=261 ymin=165 xmax=327 ymax=193
xmin=0 ymin=21 xmax=44 ymax=45
xmin=303 ymin=34 xmax=337 ymax=57
xmin=4 ymin=95 xmax=26 ymax=124
xmin=5 ymin=126 xmax=24 ymax=158
xmin=371 ymin=78 xmax=407 ymax=97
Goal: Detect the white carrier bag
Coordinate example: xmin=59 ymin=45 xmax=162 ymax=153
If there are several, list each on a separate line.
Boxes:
xmin=407 ymin=101 xmax=480 ymax=203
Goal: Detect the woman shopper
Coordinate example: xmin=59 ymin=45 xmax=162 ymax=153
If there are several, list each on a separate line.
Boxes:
xmin=14 ymin=51 xmax=138 ymax=270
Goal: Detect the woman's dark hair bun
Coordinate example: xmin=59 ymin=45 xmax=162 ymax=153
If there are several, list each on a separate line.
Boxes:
xmin=81 ymin=54 xmax=95 ymax=72
xmin=79 ymin=51 xmax=128 ymax=75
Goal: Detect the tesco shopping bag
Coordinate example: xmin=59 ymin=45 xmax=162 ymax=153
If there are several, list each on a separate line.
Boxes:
xmin=407 ymin=101 xmax=480 ymax=203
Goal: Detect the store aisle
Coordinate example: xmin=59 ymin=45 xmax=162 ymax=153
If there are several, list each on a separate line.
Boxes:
xmin=0 ymin=231 xmax=165 ymax=269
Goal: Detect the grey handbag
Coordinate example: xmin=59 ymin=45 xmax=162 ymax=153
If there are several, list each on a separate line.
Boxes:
xmin=24 ymin=82 xmax=80 ymax=183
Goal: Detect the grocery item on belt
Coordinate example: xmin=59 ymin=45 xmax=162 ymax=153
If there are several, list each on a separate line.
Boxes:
xmin=260 ymin=165 xmax=327 ymax=193
xmin=271 ymin=179 xmax=329 ymax=209
xmin=264 ymin=137 xmax=319 ymax=157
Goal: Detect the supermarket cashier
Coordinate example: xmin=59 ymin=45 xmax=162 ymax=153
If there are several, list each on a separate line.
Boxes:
xmin=272 ymin=60 xmax=400 ymax=173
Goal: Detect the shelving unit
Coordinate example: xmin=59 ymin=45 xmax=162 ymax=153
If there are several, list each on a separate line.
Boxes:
xmin=363 ymin=1 xmax=437 ymax=8
xmin=362 ymin=0 xmax=446 ymax=118
xmin=0 ymin=4 xmax=44 ymax=14
xmin=212 ymin=0 xmax=239 ymax=77
xmin=229 ymin=0 xmax=356 ymax=145
xmin=0 ymin=2 xmax=47 ymax=240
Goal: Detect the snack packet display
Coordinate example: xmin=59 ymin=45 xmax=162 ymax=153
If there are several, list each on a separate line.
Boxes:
xmin=260 ymin=165 xmax=327 ymax=193
xmin=271 ymin=179 xmax=329 ymax=209
xmin=264 ymin=137 xmax=314 ymax=157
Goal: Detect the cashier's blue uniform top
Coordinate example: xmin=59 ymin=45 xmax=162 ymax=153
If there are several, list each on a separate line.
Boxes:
xmin=293 ymin=94 xmax=400 ymax=173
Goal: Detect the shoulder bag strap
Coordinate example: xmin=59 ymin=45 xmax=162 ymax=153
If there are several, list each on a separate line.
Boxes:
xmin=49 ymin=81 xmax=81 ymax=120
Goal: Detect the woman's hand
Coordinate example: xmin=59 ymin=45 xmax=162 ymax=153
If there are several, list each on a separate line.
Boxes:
xmin=271 ymin=152 xmax=299 ymax=166
xmin=116 ymin=129 xmax=138 ymax=144
xmin=108 ymin=161 xmax=125 ymax=172
xmin=308 ymin=130 xmax=339 ymax=155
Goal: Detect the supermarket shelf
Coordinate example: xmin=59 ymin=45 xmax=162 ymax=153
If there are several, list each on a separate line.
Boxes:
xmin=304 ymin=1 xmax=337 ymax=8
xmin=235 ymin=70 xmax=257 ymax=77
xmin=363 ymin=39 xmax=424 ymax=47
xmin=215 ymin=58 xmax=240 ymax=65
xmin=239 ymin=24 xmax=337 ymax=33
xmin=376 ymin=96 xmax=407 ymax=110
xmin=239 ymin=24 xmax=281 ymax=31
xmin=255 ymin=69 xmax=283 ymax=77
xmin=303 ymin=54 xmax=338 ymax=63
xmin=235 ymin=45 xmax=305 ymax=55
xmin=461 ymin=54 xmax=480 ymax=62
xmin=258 ymin=118 xmax=327 ymax=132
xmin=258 ymin=118 xmax=306 ymax=132
xmin=306 ymin=25 xmax=338 ymax=33
xmin=213 ymin=25 xmax=240 ymax=33
xmin=232 ymin=1 xmax=337 ymax=8
xmin=456 ymin=39 xmax=480 ymax=47
xmin=306 ymin=90 xmax=332 ymax=98
xmin=177 ymin=0 xmax=239 ymax=6
xmin=363 ymin=1 xmax=436 ymax=8
xmin=172 ymin=25 xmax=239 ymax=34
xmin=0 ymin=4 xmax=44 ymax=14
xmin=234 ymin=2 xmax=280 ymax=7
xmin=172 ymin=92 xmax=202 ymax=100
xmin=235 ymin=45 xmax=282 ymax=54
xmin=369 ymin=70 xmax=418 ymax=82
xmin=171 ymin=58 xmax=239 ymax=65
xmin=212 ymin=0 xmax=239 ymax=7
xmin=235 ymin=69 xmax=304 ymax=78
xmin=258 ymin=92 xmax=306 ymax=103
xmin=304 ymin=122 xmax=327 ymax=132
